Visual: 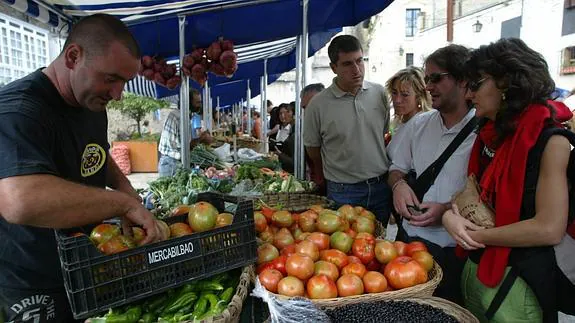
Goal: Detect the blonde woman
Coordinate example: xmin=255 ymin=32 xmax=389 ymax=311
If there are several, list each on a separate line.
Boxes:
xmin=385 ymin=66 xmax=431 ymax=161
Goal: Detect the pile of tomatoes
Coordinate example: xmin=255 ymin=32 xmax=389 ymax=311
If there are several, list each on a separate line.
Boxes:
xmin=255 ymin=204 xmax=434 ymax=299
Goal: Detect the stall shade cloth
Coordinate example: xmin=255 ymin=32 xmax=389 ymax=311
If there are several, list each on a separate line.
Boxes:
xmin=1 ymin=0 xmax=393 ymax=59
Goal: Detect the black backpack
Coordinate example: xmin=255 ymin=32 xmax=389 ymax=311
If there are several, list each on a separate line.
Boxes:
xmin=485 ymin=127 xmax=575 ymax=323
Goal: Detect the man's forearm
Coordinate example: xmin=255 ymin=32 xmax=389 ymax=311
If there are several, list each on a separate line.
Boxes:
xmin=387 ymin=170 xmax=407 ymax=188
xmin=0 ymin=174 xmax=138 ymax=228
xmin=305 ymin=147 xmax=324 ymax=182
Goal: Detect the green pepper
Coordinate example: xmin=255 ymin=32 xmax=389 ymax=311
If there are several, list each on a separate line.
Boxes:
xmin=192 ymin=281 xmax=224 ymax=292
xmin=191 ymin=295 xmax=208 ymax=319
xmin=208 ymin=272 xmax=229 ymax=285
xmin=105 ymin=305 xmax=142 ymax=323
xmin=145 ymin=294 xmax=168 ymax=313
xmin=140 ymin=312 xmax=157 ymax=323
xmin=196 ymin=293 xmax=222 ymax=320
xmin=160 ymin=292 xmax=197 ymax=315
xmin=219 ymin=287 xmax=234 ymax=304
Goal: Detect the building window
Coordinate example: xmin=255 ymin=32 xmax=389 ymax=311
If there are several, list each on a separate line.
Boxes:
xmin=0 ymin=13 xmax=49 ymax=87
xmin=405 ymin=9 xmax=420 ymax=37
xmin=561 ymin=46 xmax=575 ymax=74
xmin=406 ymin=53 xmax=414 ymax=67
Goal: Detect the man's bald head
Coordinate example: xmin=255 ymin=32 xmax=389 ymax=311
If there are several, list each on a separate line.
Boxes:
xmin=61 ymin=14 xmax=140 ymax=60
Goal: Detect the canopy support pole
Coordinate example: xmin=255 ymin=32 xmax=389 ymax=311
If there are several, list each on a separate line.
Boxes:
xmin=178 ymin=16 xmax=191 ymax=170
xmin=294 ymin=0 xmax=309 ymax=180
xmin=247 ymin=79 xmax=252 ymax=137
xmin=261 ymin=58 xmax=268 ymax=153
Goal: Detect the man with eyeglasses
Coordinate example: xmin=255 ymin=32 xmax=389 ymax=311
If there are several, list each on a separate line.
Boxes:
xmin=304 ymin=35 xmax=392 ymax=226
xmin=386 ymin=44 xmax=476 ymax=304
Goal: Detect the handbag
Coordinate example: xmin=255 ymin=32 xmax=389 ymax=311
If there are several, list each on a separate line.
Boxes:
xmin=452 ymin=174 xmax=495 ymax=228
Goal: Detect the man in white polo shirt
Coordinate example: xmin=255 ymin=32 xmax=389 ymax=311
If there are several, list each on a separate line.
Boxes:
xmin=387 ymin=44 xmax=475 ymax=304
xmin=304 ymin=35 xmax=392 ymax=226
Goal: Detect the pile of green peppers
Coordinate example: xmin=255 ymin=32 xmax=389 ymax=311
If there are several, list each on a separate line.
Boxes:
xmin=91 ymin=270 xmax=240 ymax=323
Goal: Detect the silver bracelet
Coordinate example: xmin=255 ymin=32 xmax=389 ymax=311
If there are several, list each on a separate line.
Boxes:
xmin=392 ymin=179 xmax=406 ymax=192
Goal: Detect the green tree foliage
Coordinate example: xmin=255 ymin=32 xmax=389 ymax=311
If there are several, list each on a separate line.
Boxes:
xmin=108 ymin=92 xmax=169 ymax=136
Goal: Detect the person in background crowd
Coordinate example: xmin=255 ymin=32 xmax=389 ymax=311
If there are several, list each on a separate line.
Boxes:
xmin=301 ymin=83 xmax=326 ymax=191
xmin=141 ymin=120 xmax=151 ymax=135
xmin=0 ymin=14 xmax=162 ymax=322
xmin=275 ymin=85 xmax=325 ymax=175
xmin=274 ymin=104 xmax=296 ymax=173
xmin=385 ymin=66 xmax=432 ymax=161
xmin=158 ymin=89 xmax=212 ymax=177
xmin=268 ymin=100 xmax=281 ymax=132
xmin=443 ymin=38 xmax=573 ymax=322
xmin=387 ymin=44 xmax=475 ymax=303
xmin=266 ymin=99 xmax=274 ymax=123
xmin=252 ymin=111 xmax=262 ymax=140
xmin=304 ymin=35 xmax=392 ymax=225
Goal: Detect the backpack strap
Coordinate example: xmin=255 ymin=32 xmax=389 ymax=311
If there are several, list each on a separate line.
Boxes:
xmin=485 ymin=267 xmax=519 ymax=320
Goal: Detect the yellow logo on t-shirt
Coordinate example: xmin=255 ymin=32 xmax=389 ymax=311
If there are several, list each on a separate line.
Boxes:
xmin=81 ymin=144 xmax=106 ymax=177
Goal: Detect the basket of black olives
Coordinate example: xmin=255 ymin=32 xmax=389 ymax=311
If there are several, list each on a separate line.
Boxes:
xmin=322 ymin=297 xmax=479 ymax=323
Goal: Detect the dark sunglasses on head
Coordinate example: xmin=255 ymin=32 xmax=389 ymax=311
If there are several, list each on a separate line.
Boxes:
xmin=467 ymin=77 xmax=489 ymax=92
xmin=424 ymin=72 xmax=450 ymax=84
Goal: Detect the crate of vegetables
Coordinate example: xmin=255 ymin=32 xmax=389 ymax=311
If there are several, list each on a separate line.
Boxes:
xmin=55 ymin=192 xmax=257 ymax=319
xmin=87 ymin=265 xmax=256 ymax=323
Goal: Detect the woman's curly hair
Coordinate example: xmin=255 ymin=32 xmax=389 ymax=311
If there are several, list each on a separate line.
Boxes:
xmin=465 ymin=38 xmax=556 ymax=144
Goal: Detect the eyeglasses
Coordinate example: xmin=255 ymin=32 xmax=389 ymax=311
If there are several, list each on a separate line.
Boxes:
xmin=424 ymin=72 xmax=450 ymax=84
xmin=467 ymin=77 xmax=490 ymax=92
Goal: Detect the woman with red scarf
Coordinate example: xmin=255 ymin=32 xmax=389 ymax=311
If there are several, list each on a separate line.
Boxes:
xmin=442 ymin=38 xmax=573 ymax=322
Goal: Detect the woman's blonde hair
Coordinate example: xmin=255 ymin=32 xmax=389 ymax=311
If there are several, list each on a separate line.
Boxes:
xmin=385 ymin=66 xmax=431 ymax=129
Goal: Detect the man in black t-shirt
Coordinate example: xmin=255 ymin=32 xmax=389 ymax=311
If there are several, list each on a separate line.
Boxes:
xmin=0 ymin=14 xmax=162 ymax=322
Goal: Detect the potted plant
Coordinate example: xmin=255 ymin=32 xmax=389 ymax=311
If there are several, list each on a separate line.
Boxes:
xmin=109 ymin=93 xmax=169 ymax=172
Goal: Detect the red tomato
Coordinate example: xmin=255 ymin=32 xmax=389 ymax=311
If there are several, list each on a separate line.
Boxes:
xmin=344 ymin=228 xmax=357 ymax=239
xmin=375 ymin=240 xmax=398 ymax=264
xmin=341 ymin=263 xmax=367 ymax=278
xmin=384 ymin=256 xmax=428 ymax=290
xmin=363 ymin=271 xmax=388 ymax=293
xmin=254 ymin=211 xmax=268 ymax=233
xmin=347 ymin=256 xmax=362 ymax=264
xmin=98 ymin=235 xmax=134 ymax=255
xmin=295 ymin=240 xmax=320 ymax=261
xmin=319 ymin=249 xmax=350 ymax=270
xmin=286 ymin=254 xmax=315 ymax=280
xmin=336 ymin=274 xmax=364 ymax=297
xmin=273 ymin=228 xmax=295 ymax=250
xmin=169 ymin=222 xmax=193 ymax=238
xmin=280 ymin=244 xmax=296 ymax=257
xmin=298 ymin=211 xmax=317 ymax=233
xmin=405 ymin=241 xmax=428 ymax=257
xmin=256 ymin=261 xmax=275 ymax=274
xmin=270 ymin=255 xmax=288 ymax=276
xmin=259 ymin=269 xmax=283 ymax=293
xmin=365 ymin=259 xmax=381 ymax=271
xmin=355 ymin=232 xmax=376 ymax=245
xmin=277 ymin=276 xmax=305 ymax=297
xmin=307 ymin=274 xmax=338 ymax=299
xmin=90 ymin=223 xmax=120 ymax=245
xmin=352 ymin=238 xmax=375 ymax=265
xmin=314 ymin=261 xmax=340 ymax=282
xmin=411 ymin=251 xmax=434 ymax=272
xmin=261 ymin=207 xmax=275 ymax=222
xmin=306 ymin=232 xmax=331 ymax=251
xmin=393 ymin=241 xmax=407 ymax=256
xmin=257 ymin=243 xmax=279 ymax=264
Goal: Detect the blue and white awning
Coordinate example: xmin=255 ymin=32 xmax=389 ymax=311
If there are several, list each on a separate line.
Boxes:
xmin=2 ymin=0 xmax=70 ymax=31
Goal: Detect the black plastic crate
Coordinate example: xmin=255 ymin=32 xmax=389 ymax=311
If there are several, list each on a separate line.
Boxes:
xmin=55 ymin=192 xmax=256 ymax=319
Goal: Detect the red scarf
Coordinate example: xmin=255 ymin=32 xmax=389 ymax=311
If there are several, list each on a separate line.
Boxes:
xmin=464 ymin=101 xmax=572 ymax=287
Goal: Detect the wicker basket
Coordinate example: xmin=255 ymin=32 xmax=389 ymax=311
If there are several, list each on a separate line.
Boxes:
xmin=397 ymin=297 xmax=479 ymax=323
xmin=189 ymin=265 xmax=255 ymax=323
xmin=256 ymin=193 xmax=334 ymax=213
xmin=272 ymin=261 xmax=443 ymax=308
xmin=237 ymin=137 xmax=261 ymax=149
